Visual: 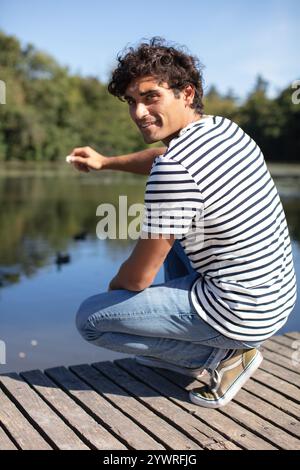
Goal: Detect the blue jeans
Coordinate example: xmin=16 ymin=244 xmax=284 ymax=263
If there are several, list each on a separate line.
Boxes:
xmin=76 ymin=241 xmax=263 ymax=370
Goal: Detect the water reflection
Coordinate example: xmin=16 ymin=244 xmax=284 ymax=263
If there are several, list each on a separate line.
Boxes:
xmin=1 ymin=174 xmax=299 ymax=284
xmin=0 ymin=173 xmax=146 ymax=285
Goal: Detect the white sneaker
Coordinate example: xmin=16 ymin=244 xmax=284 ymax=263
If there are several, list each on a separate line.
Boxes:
xmin=189 ymin=348 xmax=263 ymax=408
xmin=135 ymin=356 xmax=207 ymax=378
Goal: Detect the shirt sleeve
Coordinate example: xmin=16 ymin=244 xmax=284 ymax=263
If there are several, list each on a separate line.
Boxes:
xmin=141 ymin=155 xmax=204 ymax=237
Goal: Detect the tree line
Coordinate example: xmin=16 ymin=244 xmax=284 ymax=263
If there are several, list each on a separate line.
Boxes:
xmin=0 ymin=31 xmax=299 ymax=163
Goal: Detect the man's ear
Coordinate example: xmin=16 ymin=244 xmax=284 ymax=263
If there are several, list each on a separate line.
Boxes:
xmin=183 ymin=84 xmax=195 ymax=106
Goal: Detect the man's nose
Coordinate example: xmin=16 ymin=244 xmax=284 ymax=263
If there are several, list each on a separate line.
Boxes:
xmin=134 ymin=102 xmax=149 ymax=120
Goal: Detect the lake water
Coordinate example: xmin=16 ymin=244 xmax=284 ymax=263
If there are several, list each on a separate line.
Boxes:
xmin=0 ymin=169 xmax=299 ymax=373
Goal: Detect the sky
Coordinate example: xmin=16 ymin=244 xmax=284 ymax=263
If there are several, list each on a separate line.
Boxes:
xmin=1 ymin=0 xmax=299 ymax=99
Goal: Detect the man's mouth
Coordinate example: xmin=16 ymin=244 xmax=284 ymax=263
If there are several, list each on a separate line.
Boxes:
xmin=139 ymin=121 xmax=158 ymax=129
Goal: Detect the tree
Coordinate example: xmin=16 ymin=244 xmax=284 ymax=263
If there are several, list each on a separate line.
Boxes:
xmin=238 ymin=75 xmax=283 ymax=161
xmin=0 ymin=32 xmax=298 ymax=163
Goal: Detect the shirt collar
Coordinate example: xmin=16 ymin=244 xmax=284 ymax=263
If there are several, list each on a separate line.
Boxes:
xmin=178 ymin=118 xmax=204 ymax=137
xmin=167 ymin=116 xmax=214 ymax=148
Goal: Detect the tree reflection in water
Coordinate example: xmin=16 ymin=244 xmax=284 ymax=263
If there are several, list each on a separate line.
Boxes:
xmin=0 ymin=171 xmax=299 ymax=287
xmin=0 ymin=171 xmax=146 ymax=285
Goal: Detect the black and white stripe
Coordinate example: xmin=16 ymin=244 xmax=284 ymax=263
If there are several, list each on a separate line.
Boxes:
xmin=142 ymin=116 xmax=297 ymax=341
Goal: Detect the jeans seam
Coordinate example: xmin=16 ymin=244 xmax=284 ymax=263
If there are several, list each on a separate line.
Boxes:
xmin=95 ymin=310 xmax=153 ymax=318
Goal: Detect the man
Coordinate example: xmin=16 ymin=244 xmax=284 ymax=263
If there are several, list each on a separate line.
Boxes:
xmin=70 ymin=38 xmax=297 ymax=408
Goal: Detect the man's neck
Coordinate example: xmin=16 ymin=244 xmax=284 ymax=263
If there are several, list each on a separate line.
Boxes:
xmin=162 ymin=113 xmax=203 ymax=146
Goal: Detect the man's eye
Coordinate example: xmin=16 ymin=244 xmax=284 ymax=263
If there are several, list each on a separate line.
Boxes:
xmin=146 ymin=94 xmax=158 ymax=102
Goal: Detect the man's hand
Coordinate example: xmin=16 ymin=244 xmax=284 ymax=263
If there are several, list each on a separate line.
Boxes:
xmin=67 ymin=146 xmax=108 ymax=173
xmin=108 ymin=276 xmax=122 ymax=291
xmin=66 ymin=147 xmax=166 ymax=175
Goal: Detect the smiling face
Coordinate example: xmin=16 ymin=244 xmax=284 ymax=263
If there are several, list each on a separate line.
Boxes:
xmin=124 ymin=76 xmax=200 ymax=145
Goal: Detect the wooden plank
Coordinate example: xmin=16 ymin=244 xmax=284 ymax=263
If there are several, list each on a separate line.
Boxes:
xmin=259 ymin=347 xmax=300 ymax=374
xmin=157 ymin=369 xmax=299 ymax=450
xmin=45 ymin=366 xmax=160 ymax=450
xmin=244 ymin=378 xmax=300 ymax=420
xmin=91 ymin=361 xmax=230 ymax=450
xmin=115 ymin=358 xmax=274 ymax=450
xmin=0 ymin=373 xmax=88 ymax=450
xmin=0 ymin=387 xmax=51 ymax=450
xmin=230 ymin=388 xmax=300 ymax=441
xmin=260 ymin=358 xmax=300 ymax=387
xmin=263 ymin=339 xmax=296 ymax=360
xmin=271 ymin=335 xmax=299 ymax=349
xmin=285 ymin=332 xmax=300 ymax=341
xmin=219 ymin=400 xmax=299 ymax=450
xmin=253 ymin=369 xmax=300 ymax=403
xmin=205 ymin=440 xmax=241 ymax=450
xmin=1 ymin=332 xmax=298 ymax=451
xmin=71 ymin=363 xmax=204 ymax=450
xmin=21 ymin=369 xmax=127 ymax=451
xmin=0 ymin=425 xmax=18 ymax=450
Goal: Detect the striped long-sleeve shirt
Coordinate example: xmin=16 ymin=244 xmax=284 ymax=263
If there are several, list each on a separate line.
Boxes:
xmin=142 ymin=115 xmax=297 ymax=341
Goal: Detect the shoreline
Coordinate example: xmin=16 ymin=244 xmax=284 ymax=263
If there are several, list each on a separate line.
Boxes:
xmin=266 ymin=163 xmax=300 ymax=178
xmin=0 ymin=161 xmax=300 ymax=178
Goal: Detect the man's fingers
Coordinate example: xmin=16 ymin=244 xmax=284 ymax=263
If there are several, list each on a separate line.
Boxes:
xmin=66 ymin=156 xmax=89 ymax=172
xmin=74 ymin=161 xmax=89 ymax=172
xmin=66 ymin=147 xmax=95 ymax=172
xmin=70 ymin=147 xmax=90 ymax=157
xmin=67 ymin=155 xmax=88 ymax=164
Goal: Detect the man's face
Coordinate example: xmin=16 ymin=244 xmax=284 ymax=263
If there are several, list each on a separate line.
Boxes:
xmin=124 ymin=76 xmax=193 ymax=145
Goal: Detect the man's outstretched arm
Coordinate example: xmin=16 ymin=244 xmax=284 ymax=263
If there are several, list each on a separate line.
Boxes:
xmin=67 ymin=146 xmax=166 ymax=175
xmin=108 ymin=234 xmax=176 ymax=291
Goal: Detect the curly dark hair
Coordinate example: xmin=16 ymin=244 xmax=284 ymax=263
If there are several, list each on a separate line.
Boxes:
xmin=108 ymin=37 xmax=204 ymax=114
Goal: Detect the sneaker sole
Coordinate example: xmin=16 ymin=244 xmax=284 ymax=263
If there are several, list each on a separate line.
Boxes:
xmin=189 ymin=350 xmax=263 ymax=408
xmin=135 ymin=356 xmax=206 ymax=378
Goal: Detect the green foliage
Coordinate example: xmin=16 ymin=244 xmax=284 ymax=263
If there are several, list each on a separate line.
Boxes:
xmin=238 ymin=76 xmax=285 ymax=160
xmin=204 ymin=85 xmax=239 ymax=121
xmin=0 ymin=31 xmax=145 ymax=162
xmin=0 ymin=31 xmax=299 ymax=162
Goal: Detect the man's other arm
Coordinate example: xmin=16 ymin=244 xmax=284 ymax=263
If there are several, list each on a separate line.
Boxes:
xmin=67 ymin=146 xmax=166 ymax=175
xmin=108 ymin=234 xmax=176 ymax=291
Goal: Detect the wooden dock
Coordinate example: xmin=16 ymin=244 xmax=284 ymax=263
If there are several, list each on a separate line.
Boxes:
xmin=0 ymin=332 xmax=299 ymax=450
